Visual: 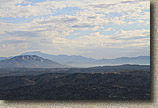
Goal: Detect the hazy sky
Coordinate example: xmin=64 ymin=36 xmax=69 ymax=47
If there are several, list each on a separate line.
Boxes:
xmin=0 ymin=0 xmax=150 ymax=59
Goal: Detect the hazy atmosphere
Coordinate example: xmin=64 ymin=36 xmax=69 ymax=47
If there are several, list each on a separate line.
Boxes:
xmin=0 ymin=0 xmax=150 ymax=59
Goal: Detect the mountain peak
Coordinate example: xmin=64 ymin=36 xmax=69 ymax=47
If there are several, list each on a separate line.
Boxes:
xmin=22 ymin=51 xmax=44 ymax=55
xmin=11 ymin=55 xmax=45 ymax=62
xmin=0 ymin=55 xmax=66 ymax=68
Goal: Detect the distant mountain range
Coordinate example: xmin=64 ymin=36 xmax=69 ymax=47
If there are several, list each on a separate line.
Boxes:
xmin=94 ymin=56 xmax=150 ymax=65
xmin=0 ymin=51 xmax=150 ymax=68
xmin=22 ymin=51 xmax=95 ymax=63
xmin=0 ymin=57 xmax=7 ymax=61
xmin=22 ymin=51 xmax=150 ymax=67
xmin=0 ymin=55 xmax=66 ymax=68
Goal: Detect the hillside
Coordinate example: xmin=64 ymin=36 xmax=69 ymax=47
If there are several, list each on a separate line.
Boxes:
xmin=0 ymin=70 xmax=150 ymax=100
xmin=0 ymin=55 xmax=66 ymax=68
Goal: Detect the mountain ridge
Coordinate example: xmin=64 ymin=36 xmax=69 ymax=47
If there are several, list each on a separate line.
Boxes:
xmin=0 ymin=51 xmax=150 ymax=67
xmin=22 ymin=51 xmax=95 ymax=63
xmin=0 ymin=55 xmax=66 ymax=68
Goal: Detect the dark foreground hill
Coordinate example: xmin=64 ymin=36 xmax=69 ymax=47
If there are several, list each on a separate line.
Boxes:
xmin=0 ymin=55 xmax=66 ymax=68
xmin=0 ymin=66 xmax=150 ymax=100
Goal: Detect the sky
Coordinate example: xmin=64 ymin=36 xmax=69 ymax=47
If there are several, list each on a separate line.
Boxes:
xmin=0 ymin=0 xmax=150 ymax=59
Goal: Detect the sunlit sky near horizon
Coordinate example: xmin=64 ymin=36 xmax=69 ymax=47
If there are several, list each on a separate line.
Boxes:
xmin=0 ymin=0 xmax=150 ymax=59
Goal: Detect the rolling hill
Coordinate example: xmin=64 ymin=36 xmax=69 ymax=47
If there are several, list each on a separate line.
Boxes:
xmin=0 ymin=70 xmax=150 ymax=100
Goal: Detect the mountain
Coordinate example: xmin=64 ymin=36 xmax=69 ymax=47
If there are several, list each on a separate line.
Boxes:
xmin=21 ymin=51 xmax=150 ymax=67
xmin=0 ymin=55 xmax=66 ymax=68
xmin=0 ymin=51 xmax=149 ymax=68
xmin=94 ymin=56 xmax=150 ymax=65
xmin=22 ymin=51 xmax=95 ymax=64
xmin=0 ymin=57 xmax=7 ymax=61
xmin=0 ymin=56 xmax=13 ymax=61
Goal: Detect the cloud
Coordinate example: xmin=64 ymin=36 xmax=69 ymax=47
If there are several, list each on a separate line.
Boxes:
xmin=63 ymin=18 xmax=78 ymax=23
xmin=0 ymin=40 xmax=26 ymax=44
xmin=72 ymin=24 xmax=96 ymax=28
xmin=51 ymin=30 xmax=149 ymax=50
xmin=105 ymin=28 xmax=115 ymax=32
xmin=113 ymin=29 xmax=150 ymax=39
xmin=120 ymin=0 xmax=136 ymax=4
xmin=3 ymin=31 xmax=40 ymax=37
xmin=0 ymin=0 xmax=150 ymax=58
xmin=90 ymin=3 xmax=115 ymax=9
